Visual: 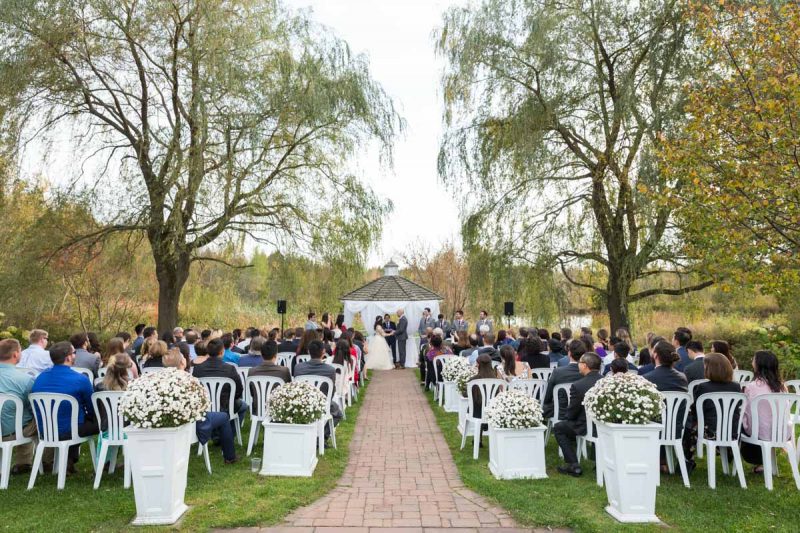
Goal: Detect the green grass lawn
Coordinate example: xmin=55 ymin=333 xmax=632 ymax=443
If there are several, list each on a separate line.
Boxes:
xmin=424 ymin=387 xmax=799 ymax=533
xmin=0 ymin=381 xmax=367 ymax=533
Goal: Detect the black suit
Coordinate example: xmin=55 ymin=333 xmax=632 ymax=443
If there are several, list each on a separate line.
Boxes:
xmin=192 ymin=357 xmax=246 ymax=423
xmin=521 ymin=351 xmax=550 ymax=369
xmin=683 ymin=357 xmax=705 ymax=383
xmin=277 ymin=340 xmax=296 ymax=354
xmin=693 ymin=380 xmax=742 ymax=438
xmin=542 ymin=362 xmax=581 ymax=419
xmin=643 ymin=366 xmax=688 ymax=393
xmin=553 ymin=371 xmax=602 ymax=464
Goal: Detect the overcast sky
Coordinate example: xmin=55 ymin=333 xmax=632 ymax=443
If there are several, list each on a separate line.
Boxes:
xmin=288 ymin=0 xmax=464 ymax=267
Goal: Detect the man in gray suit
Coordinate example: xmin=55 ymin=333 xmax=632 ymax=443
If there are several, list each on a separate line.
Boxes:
xmin=293 ymin=340 xmax=343 ymax=438
xmin=475 ymin=310 xmax=493 ymax=334
xmin=395 ymin=309 xmax=409 ymax=369
xmin=70 ymin=332 xmax=100 ymax=377
xmin=452 ymin=310 xmax=469 ymax=335
xmin=435 ymin=314 xmax=451 ymax=338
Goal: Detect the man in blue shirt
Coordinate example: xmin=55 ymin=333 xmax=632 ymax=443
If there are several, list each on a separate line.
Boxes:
xmin=131 ymin=323 xmax=146 ymax=355
xmin=222 ymin=333 xmax=242 ymax=365
xmin=672 ymin=328 xmax=692 ymax=372
xmin=0 ymin=339 xmax=37 ymax=474
xmin=31 ymin=341 xmax=98 ymax=472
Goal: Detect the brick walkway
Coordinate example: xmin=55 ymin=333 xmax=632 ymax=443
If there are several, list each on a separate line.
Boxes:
xmin=225 ymin=369 xmax=562 ymax=533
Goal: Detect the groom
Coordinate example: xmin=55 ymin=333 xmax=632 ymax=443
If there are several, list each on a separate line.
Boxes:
xmin=395 ymin=309 xmax=408 ymax=369
xmin=383 ymin=313 xmax=397 ymax=364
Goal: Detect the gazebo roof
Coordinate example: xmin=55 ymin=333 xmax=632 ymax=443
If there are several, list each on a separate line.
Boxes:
xmin=340 ymin=262 xmax=442 ymax=302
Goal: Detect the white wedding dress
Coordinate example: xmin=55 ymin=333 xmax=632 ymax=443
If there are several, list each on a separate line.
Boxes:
xmin=366 ymin=325 xmax=395 ymax=370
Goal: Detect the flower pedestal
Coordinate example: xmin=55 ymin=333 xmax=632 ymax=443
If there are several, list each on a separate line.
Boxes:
xmin=126 ymin=423 xmax=193 ymax=525
xmin=443 ymin=381 xmax=459 ymax=412
xmin=457 ymin=397 xmax=469 ymax=435
xmin=260 ymin=421 xmax=318 ymax=477
xmin=596 ymin=421 xmax=662 ymax=523
xmin=488 ymin=425 xmax=547 ymax=479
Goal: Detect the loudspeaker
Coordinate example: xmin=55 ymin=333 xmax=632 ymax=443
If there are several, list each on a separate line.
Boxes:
xmin=277 ymin=300 xmax=287 ymax=314
xmin=504 ymin=301 xmax=514 ymax=316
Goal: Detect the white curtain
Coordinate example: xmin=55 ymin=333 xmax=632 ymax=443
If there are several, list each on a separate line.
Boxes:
xmin=342 ymin=299 xmax=441 ymax=368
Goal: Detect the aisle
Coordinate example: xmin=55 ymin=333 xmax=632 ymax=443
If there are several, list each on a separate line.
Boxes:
xmin=247 ymin=369 xmax=556 ymax=532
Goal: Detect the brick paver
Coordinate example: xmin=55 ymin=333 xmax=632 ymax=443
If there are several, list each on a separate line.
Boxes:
xmin=218 ymin=370 xmax=565 ymax=533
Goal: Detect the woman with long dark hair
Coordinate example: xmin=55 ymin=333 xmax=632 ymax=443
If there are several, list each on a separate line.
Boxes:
xmin=710 ymin=340 xmax=737 ymax=369
xmin=741 ymin=351 xmax=785 ymax=472
xmin=498 ymin=344 xmax=530 ymax=381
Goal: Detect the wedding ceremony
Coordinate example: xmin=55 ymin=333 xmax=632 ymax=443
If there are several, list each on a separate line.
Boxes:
xmin=0 ymin=0 xmax=799 ymax=532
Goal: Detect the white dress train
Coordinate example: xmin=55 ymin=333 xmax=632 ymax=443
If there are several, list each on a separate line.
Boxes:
xmin=366 ymin=326 xmax=395 ymax=370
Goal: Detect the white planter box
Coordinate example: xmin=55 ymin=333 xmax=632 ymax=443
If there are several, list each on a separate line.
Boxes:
xmin=596 ymin=421 xmax=662 ymax=523
xmin=488 ymin=425 xmax=548 ymax=479
xmin=443 ymin=381 xmax=459 ymax=412
xmin=457 ymin=396 xmax=469 ymax=435
xmin=126 ymin=423 xmax=193 ymax=525
xmin=260 ymin=421 xmax=318 ymax=477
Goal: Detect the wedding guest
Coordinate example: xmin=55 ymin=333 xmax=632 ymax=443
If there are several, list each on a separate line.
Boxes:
xmin=322 ymin=329 xmax=336 ymax=355
xmin=543 ymin=339 xmax=585 ymax=420
xmin=192 ymin=338 xmax=248 ymax=425
xmin=191 ymin=340 xmax=209 ymax=366
xmin=172 ymin=327 xmax=185 ymax=343
xmin=548 ymin=338 xmax=565 ymax=365
xmin=131 ymin=323 xmax=146 ymax=355
xmin=87 ymin=332 xmax=102 ymax=356
xmin=70 ymin=332 xmax=101 ymax=377
xmin=305 ymin=312 xmax=320 ymax=331
xmin=97 ymin=354 xmax=132 ymax=392
xmin=466 ymin=334 xmax=482 ymax=365
xmin=638 ymin=332 xmax=656 ymax=366
xmin=185 ymin=330 xmax=199 ymax=360
xmin=672 ymin=328 xmax=692 ymax=371
xmin=741 ymin=351 xmax=785 ymax=472
xmin=609 ymin=358 xmax=629 ymax=374
xmin=559 ymin=327 xmax=572 ymax=343
xmin=160 ymin=331 xmax=176 ymax=349
xmin=277 ymin=330 xmax=296 ymax=353
xmin=31 ymin=341 xmax=98 ymax=473
xmin=18 ymin=329 xmax=51 ymax=373
xmin=555 ymin=352 xmax=602 ymax=477
xmin=238 ymin=336 xmax=265 ymax=367
xmin=103 ymin=337 xmax=139 ymax=379
xmin=294 ymin=340 xmax=343 ymax=441
xmin=637 ymin=336 xmax=663 ymax=375
xmin=249 ymin=340 xmax=290 ymax=382
xmin=693 ymin=353 xmax=741 ymax=438
xmin=453 ymin=334 xmax=471 ymax=356
xmin=0 ymin=339 xmax=37 ymax=474
xmin=615 ymin=327 xmax=636 ymax=355
xmin=643 ymin=341 xmax=688 ymax=392
xmin=711 ymin=340 xmax=737 ymax=370
xmin=141 ymin=340 xmax=169 ymax=368
xmin=466 ymin=354 xmax=502 ymax=437
xmin=425 ymin=336 xmax=453 ymax=390
xmin=684 ymin=340 xmax=706 ymax=383
xmin=595 ymin=329 xmax=610 ymax=357
xmin=520 ymin=338 xmax=550 ymax=369
xmin=477 ymin=333 xmax=499 ymax=361
xmin=221 ymin=333 xmax=240 ymax=365
xmin=602 ymin=342 xmax=637 ymax=375
xmin=498 ymin=345 xmax=531 ymax=381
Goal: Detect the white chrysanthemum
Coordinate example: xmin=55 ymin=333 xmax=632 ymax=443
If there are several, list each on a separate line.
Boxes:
xmin=441 ymin=356 xmax=470 ymax=382
xmin=268 ymin=381 xmax=327 ymax=424
xmin=120 ymin=368 xmax=210 ymax=428
xmin=584 ymin=372 xmax=664 ymax=425
xmin=486 ymin=389 xmax=543 ymax=429
xmin=455 ymin=366 xmax=478 ymax=397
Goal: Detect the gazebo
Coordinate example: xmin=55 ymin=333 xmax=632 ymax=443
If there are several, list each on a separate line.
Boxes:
xmin=341 ymin=260 xmax=443 ymax=368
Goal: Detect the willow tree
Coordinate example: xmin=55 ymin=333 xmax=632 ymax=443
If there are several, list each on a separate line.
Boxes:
xmin=437 ymin=0 xmax=711 ymax=332
xmin=0 ymin=0 xmax=399 ymax=331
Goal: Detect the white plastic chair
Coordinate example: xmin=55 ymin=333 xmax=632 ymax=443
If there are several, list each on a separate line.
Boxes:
xmin=28 ymin=393 xmax=97 ymax=490
xmin=294 ymin=375 xmax=336 ymax=455
xmin=72 ymin=367 xmax=94 ymax=382
xmin=460 ymin=379 xmax=505 ymax=459
xmin=0 ymin=394 xmax=34 ymax=489
xmin=245 ymin=376 xmax=285 ymax=456
xmin=91 ymin=391 xmax=130 ymax=489
xmin=490 ymin=361 xmax=501 ymax=369
xmin=784 ymin=380 xmax=800 ymax=425
xmin=688 ymin=378 xmax=709 ymax=400
xmin=740 ymin=393 xmax=800 ymax=490
xmin=545 ymin=383 xmax=572 ymax=442
xmin=659 ymin=391 xmax=692 ymax=488
xmin=328 ymin=363 xmax=348 ymax=417
xmin=549 ymin=362 xmax=558 ymax=370
xmin=532 ymin=368 xmax=554 ymax=382
xmin=198 ymin=377 xmax=243 ymax=445
xmin=433 ymin=355 xmax=452 ymax=404
xmin=576 ymin=413 xmax=603 ymax=486
xmin=734 ymin=370 xmax=754 ymax=385
xmin=291 ymin=355 xmax=311 ymax=376
xmin=509 ymin=379 xmax=547 ymax=403
xmin=97 ymin=367 xmax=108 ymax=379
xmin=190 ymin=430 xmax=212 ymax=474
xmin=236 ymin=367 xmax=251 ymax=410
xmin=277 ymin=352 xmax=294 ymax=367
xmin=696 ymin=392 xmax=747 ymax=489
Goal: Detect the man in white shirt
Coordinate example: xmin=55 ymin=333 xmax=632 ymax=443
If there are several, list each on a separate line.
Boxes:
xmin=304 ymin=312 xmax=319 ymax=331
xmin=17 ymin=329 xmax=51 ymax=373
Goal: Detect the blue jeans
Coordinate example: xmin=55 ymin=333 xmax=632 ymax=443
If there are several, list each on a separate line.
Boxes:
xmin=196 ymin=411 xmax=236 ymax=461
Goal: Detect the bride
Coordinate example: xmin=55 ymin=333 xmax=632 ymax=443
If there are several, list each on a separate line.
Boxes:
xmin=365 ymin=315 xmax=395 ymax=370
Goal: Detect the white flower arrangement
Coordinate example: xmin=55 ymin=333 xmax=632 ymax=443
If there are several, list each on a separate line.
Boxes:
xmin=120 ymin=368 xmax=209 ymax=428
xmin=268 ymin=381 xmax=327 ymax=425
xmin=456 ymin=365 xmax=478 ymax=397
xmin=486 ymin=389 xmax=544 ymax=429
xmin=584 ymin=372 xmax=664 ymax=425
xmin=441 ymin=356 xmax=470 ymax=382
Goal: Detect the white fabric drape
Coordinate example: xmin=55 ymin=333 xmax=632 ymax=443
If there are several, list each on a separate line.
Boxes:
xmin=342 ymin=299 xmax=441 ymax=368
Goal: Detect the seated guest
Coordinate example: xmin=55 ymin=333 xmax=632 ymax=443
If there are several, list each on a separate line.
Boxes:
xmin=277 ymin=330 xmax=296 ymax=354
xmin=237 ymin=336 xmax=265 ymax=367
xmin=465 ymin=334 xmax=481 ymax=365
xmin=548 ymin=338 xmax=565 ymax=365
xmin=141 ymin=340 xmax=169 ymax=368
xmin=555 ymin=352 xmax=603 ymax=477
xmin=162 ymin=349 xmax=238 ymax=464
xmin=542 ymin=339 xmax=585 ymax=420
xmin=97 ymin=354 xmax=131 ymax=392
xmin=466 ymin=354 xmax=503 ymax=440
xmin=453 ymin=333 xmax=471 ymax=356
xmin=594 ymin=329 xmax=610 ymax=359
xmin=741 ymin=351 xmax=785 ymax=473
xmin=192 ymin=340 xmax=209 ymax=365
xmin=519 ymin=338 xmax=550 ymax=369
xmin=693 ymin=352 xmax=741 ymax=439
xmin=222 ymin=333 xmax=240 ymax=365
xmin=192 ymin=338 xmax=248 ymax=425
xmin=672 ymin=328 xmax=692 ymax=371
xmin=70 ymin=332 xmax=101 ymax=378
xmin=711 ymin=339 xmax=737 ymax=370
xmin=18 ymin=329 xmax=51 ymax=373
xmin=638 ymin=332 xmax=656 ymax=365
xmin=609 ymin=358 xmax=629 ymax=374
xmin=31 ymin=341 xmax=99 ymax=473
xmin=425 ymin=336 xmax=453 ymax=390
xmin=643 ymin=341 xmax=688 ymax=392
xmin=637 ymin=336 xmax=663 ymax=375
xmin=477 ymin=333 xmax=499 ymax=361
xmin=185 ymin=330 xmax=199 ymax=360
xmin=249 ymin=340 xmax=291 ymax=382
xmin=160 ymin=331 xmax=176 ymax=349
xmin=602 ymin=342 xmax=638 ymax=376
xmin=683 ymin=340 xmax=706 ymax=383
xmin=498 ymin=345 xmax=531 ymax=381
xmin=0 ymin=339 xmax=37 ymax=474
xmin=103 ymin=337 xmax=139 ymax=379
xmin=294 ymin=340 xmax=343 ymax=440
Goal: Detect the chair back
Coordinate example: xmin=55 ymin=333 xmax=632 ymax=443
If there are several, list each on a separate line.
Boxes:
xmin=490 ymin=360 xmax=501 ymax=369
xmin=749 ymin=393 xmax=799 ymax=444
xmin=29 ymin=393 xmax=80 ymax=443
xmin=532 ymin=368 xmax=554 ymax=381
xmin=688 ymin=378 xmax=709 ymax=399
xmin=509 ymin=379 xmax=547 ymax=403
xmin=16 ymin=367 xmax=39 ymax=378
xmin=277 ymin=352 xmax=295 ymax=367
xmin=465 ymin=378 xmax=505 ymax=419
xmin=549 ymin=362 xmax=558 ymax=369
xmin=294 ymin=375 xmax=334 ymax=415
xmin=72 ymin=367 xmax=94 ymax=382
xmin=328 ymin=363 xmax=347 ymax=393
xmin=0 ymin=393 xmax=28 ymax=442
xmin=734 ymin=370 xmax=754 ymax=385
xmin=585 ymin=412 xmax=598 ymax=439
xmin=91 ymin=391 xmax=126 ymax=443
xmin=247 ymin=376 xmax=285 ymax=418
xmin=236 ymin=367 xmax=251 ymax=405
xmin=552 ymin=382 xmax=572 ymax=421
xmin=97 ymin=367 xmax=108 ymax=379
xmin=198 ymin=377 xmax=236 ymax=415
xmin=787 ymin=380 xmax=800 ymax=423
xmin=696 ymin=392 xmax=746 ymax=443
xmin=660 ymin=391 xmax=691 ymax=442
xmin=292 ymin=354 xmax=311 ymax=370
xmin=433 ymin=355 xmax=452 ymax=383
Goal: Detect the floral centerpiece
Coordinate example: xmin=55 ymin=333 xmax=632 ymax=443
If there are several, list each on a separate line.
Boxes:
xmin=441 ymin=356 xmax=469 ymax=381
xmin=582 ymin=372 xmax=664 ymax=524
xmin=456 ymin=365 xmax=478 ymax=398
xmin=441 ymin=357 xmax=470 ymax=411
xmin=486 ymin=389 xmax=548 ymax=479
xmin=120 ymin=368 xmax=210 ymax=525
xmin=268 ymin=381 xmax=327 ymax=424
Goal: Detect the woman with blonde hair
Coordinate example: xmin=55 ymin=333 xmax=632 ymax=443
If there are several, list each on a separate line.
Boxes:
xmin=100 ymin=354 xmax=132 ymax=391
xmin=141 ymin=340 xmax=169 ymax=368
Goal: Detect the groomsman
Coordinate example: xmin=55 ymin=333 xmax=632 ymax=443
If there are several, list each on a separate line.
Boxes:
xmin=418 ymin=308 xmax=436 ymax=347
xmin=452 ymin=310 xmax=469 ymax=334
xmin=383 ymin=313 xmax=397 ymax=363
xmin=435 ymin=314 xmax=451 ymax=338
xmin=475 ymin=310 xmax=493 ymax=334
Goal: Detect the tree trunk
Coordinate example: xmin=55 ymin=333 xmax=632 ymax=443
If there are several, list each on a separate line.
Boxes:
xmin=154 ymin=253 xmax=191 ymax=333
xmin=606 ymin=273 xmax=632 ymax=334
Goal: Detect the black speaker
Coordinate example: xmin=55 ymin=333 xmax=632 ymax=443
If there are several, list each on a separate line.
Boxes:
xmin=504 ymin=301 xmax=514 ymax=316
xmin=277 ymin=300 xmax=287 ymax=314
